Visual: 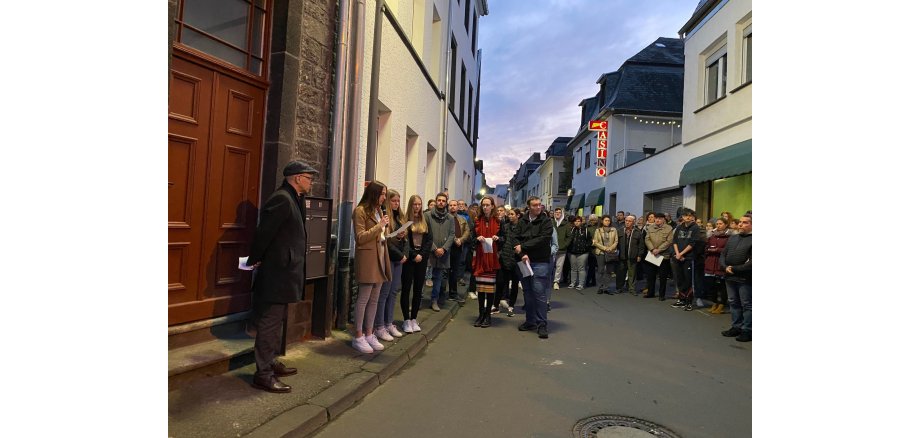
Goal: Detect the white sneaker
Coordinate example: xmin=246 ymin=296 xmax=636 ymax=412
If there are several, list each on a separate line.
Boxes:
xmin=402 ymin=320 xmax=415 ymax=333
xmin=387 ymin=324 xmax=404 ymax=338
xmin=499 ymin=299 xmax=510 ymax=310
xmin=366 ymin=334 xmax=385 ymax=351
xmin=553 ymin=282 xmax=560 ymax=290
xmin=411 ymin=319 xmax=421 ymax=332
xmin=352 ymin=336 xmax=373 ymax=353
xmin=374 ymin=327 xmax=394 ymax=342
xmin=468 ymin=292 xmax=477 ymax=300
xmin=695 ymin=298 xmax=705 ymax=308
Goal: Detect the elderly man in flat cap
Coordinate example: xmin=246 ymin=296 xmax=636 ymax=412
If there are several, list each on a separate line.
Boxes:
xmin=245 ymin=160 xmax=318 ymax=393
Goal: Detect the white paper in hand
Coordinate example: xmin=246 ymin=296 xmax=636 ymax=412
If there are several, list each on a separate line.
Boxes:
xmin=387 ymin=220 xmax=413 ymax=238
xmin=644 ymin=251 xmax=663 ymax=267
xmin=239 ymin=256 xmax=255 ymax=271
xmin=517 ymin=260 xmax=533 ymax=277
xmin=482 ymin=238 xmax=493 ymax=253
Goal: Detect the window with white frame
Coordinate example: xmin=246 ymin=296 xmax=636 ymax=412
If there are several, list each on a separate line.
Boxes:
xmin=705 ymin=45 xmax=727 ymax=104
xmin=742 ymin=25 xmax=752 ymax=84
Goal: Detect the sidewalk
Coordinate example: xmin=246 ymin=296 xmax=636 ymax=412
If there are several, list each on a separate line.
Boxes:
xmin=168 ymin=298 xmax=462 ymax=438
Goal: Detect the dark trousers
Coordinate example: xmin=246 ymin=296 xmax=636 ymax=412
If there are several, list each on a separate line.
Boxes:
xmin=496 ymin=266 xmax=520 ymax=307
xmin=643 ymin=259 xmax=670 ymax=298
xmin=673 ymin=257 xmax=704 ymax=300
xmin=705 ymin=275 xmax=727 ymax=305
xmin=401 ymin=258 xmax=426 ymax=320
xmin=254 ymin=302 xmax=287 ymax=380
xmin=448 ymin=245 xmax=463 ymax=298
xmin=585 ymin=253 xmax=597 ymax=287
xmin=613 ymin=259 xmax=626 ymax=292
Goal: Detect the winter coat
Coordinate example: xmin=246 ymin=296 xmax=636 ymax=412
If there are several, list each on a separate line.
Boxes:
xmin=618 ymin=226 xmax=646 ymax=261
xmin=644 ymin=223 xmax=674 ymax=259
xmin=353 ymin=204 xmax=392 ymax=284
xmin=553 ymin=219 xmax=574 ymax=252
xmin=720 ymin=232 xmax=752 ymax=282
xmin=425 ymin=207 xmax=455 ymax=269
xmin=704 ymin=231 xmax=730 ymax=276
xmin=592 ymin=226 xmax=619 ymax=256
xmin=568 ymin=225 xmax=591 ymax=255
xmin=498 ymin=220 xmax=521 ymax=270
xmin=248 ymin=182 xmax=306 ymax=304
xmin=517 ymin=212 xmax=554 ymax=263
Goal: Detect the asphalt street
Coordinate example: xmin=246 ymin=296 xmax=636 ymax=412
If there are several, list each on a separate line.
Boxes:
xmin=311 ymin=285 xmax=752 ymax=438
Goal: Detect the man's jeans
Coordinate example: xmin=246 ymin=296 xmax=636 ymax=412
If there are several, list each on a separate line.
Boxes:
xmin=522 ymin=262 xmax=550 ymax=327
xmin=431 ymin=267 xmax=446 ymax=303
xmin=726 ymin=279 xmax=751 ymax=332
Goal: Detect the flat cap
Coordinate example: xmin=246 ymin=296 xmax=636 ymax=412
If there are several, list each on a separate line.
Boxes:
xmin=282 ymin=160 xmax=319 ymax=176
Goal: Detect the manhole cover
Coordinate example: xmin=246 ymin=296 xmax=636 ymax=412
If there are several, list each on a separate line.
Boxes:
xmin=573 ymin=415 xmax=681 ymax=438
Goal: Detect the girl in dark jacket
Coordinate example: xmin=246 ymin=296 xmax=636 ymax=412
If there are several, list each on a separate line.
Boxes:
xmin=704 ymin=218 xmax=731 ymax=314
xmin=495 ymin=208 xmax=522 ymax=317
xmin=400 ymin=194 xmax=432 ymax=333
xmin=567 ymin=216 xmax=591 ymax=290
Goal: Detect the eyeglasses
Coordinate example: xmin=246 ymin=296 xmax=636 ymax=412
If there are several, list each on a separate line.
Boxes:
xmin=298 ymin=174 xmax=314 ymax=181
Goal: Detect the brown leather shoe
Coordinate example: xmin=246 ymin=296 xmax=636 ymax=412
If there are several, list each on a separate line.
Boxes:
xmin=272 ymin=361 xmax=297 ymax=377
xmin=252 ymin=376 xmax=292 ymax=393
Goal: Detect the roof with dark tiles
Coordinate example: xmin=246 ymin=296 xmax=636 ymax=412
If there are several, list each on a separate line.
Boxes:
xmin=576 ymin=37 xmax=685 ymax=127
xmin=546 ymin=137 xmax=573 ymax=157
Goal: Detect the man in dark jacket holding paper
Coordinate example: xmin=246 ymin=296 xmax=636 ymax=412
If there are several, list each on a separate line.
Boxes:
xmin=245 ymin=160 xmax=317 ymax=393
xmin=720 ymin=212 xmax=752 ymax=342
xmin=515 ymin=196 xmax=554 ymax=339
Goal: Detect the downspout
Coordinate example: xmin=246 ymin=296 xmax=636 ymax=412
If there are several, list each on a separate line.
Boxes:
xmin=364 ymin=0 xmax=385 ymax=181
xmin=331 ymin=0 xmax=366 ymax=330
xmin=439 ymin=2 xmax=453 ymax=195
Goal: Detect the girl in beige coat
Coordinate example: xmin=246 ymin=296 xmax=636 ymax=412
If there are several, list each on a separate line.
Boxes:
xmin=351 ymin=180 xmax=393 ymax=353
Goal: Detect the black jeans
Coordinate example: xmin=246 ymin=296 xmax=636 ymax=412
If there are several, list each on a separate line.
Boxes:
xmin=496 ymin=266 xmax=520 ymax=307
xmin=401 ymin=258 xmax=426 ymax=320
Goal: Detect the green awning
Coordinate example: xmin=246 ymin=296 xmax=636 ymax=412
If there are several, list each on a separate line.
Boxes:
xmin=679 ymin=139 xmax=752 ymax=186
xmin=567 ymin=193 xmax=585 ymax=210
xmin=586 ymin=187 xmax=605 ymax=207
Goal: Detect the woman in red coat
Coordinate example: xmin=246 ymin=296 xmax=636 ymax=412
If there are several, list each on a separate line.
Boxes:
xmin=471 ymin=196 xmax=502 ymax=327
xmin=704 ymin=218 xmax=731 ymax=314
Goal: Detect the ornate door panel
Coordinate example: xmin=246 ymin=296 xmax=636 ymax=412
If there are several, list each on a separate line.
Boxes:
xmin=168 ymin=54 xmax=264 ymax=325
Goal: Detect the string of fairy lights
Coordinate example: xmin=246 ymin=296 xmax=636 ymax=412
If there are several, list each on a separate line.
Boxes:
xmin=632 ymin=116 xmax=680 ymax=128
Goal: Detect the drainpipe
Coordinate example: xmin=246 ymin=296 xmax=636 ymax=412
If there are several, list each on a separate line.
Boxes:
xmin=438 ymin=1 xmax=453 ymax=195
xmin=364 ymin=0 xmax=385 ymax=181
xmin=330 ymin=0 xmax=366 ymax=330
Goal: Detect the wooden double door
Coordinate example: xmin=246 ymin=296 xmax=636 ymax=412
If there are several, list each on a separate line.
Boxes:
xmin=168 ymin=52 xmax=266 ymax=326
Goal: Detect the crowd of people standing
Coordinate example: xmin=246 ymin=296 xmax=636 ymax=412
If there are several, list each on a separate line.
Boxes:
xmin=347 ymin=178 xmax=751 ymax=355
xmin=243 ymin=160 xmax=750 ymax=391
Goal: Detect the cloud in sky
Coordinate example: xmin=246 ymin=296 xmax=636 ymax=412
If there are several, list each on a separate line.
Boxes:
xmin=477 ymin=0 xmax=699 ymax=186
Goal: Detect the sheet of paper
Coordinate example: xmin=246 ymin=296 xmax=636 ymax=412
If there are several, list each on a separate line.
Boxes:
xmin=482 ymin=237 xmax=493 ymax=253
xmin=644 ymin=251 xmax=663 ymax=267
xmin=386 ymin=220 xmax=413 ymax=238
xmin=239 ymin=256 xmax=254 ymax=271
xmin=517 ymin=259 xmax=533 ymax=277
